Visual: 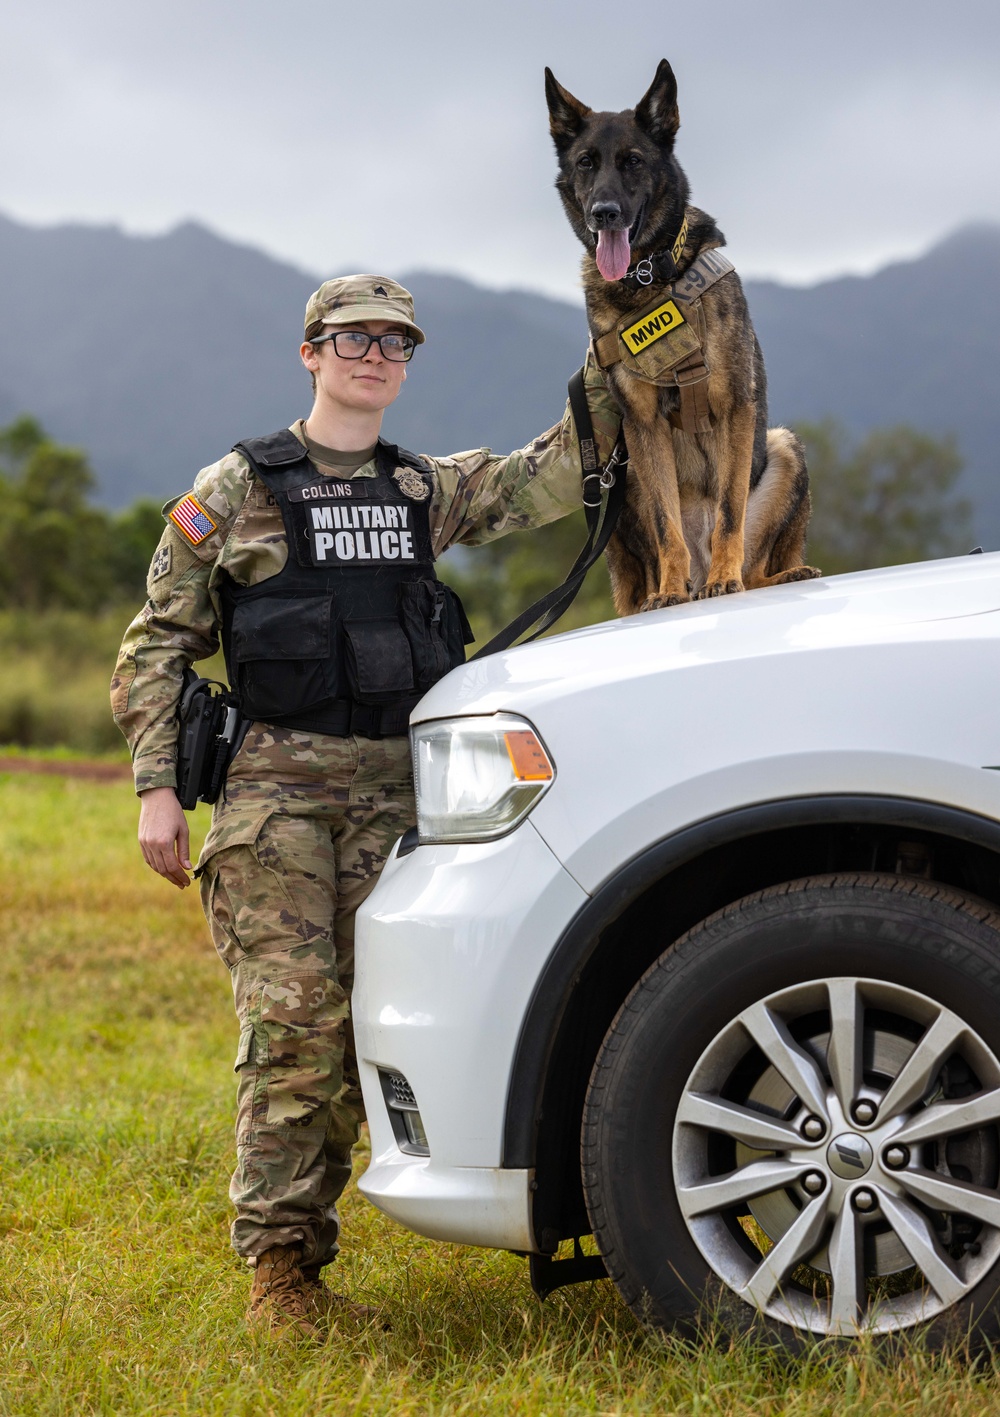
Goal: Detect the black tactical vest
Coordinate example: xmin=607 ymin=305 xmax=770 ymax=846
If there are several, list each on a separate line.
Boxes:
xmin=220 ymin=429 xmax=473 ymax=738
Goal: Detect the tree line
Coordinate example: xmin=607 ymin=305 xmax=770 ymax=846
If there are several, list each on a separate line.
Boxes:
xmin=0 ymin=417 xmax=164 ymax=611
xmin=0 ymin=413 xmax=973 ymax=623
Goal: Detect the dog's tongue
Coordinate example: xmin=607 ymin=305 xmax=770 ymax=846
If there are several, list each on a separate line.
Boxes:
xmin=595 ymin=228 xmax=631 ymax=281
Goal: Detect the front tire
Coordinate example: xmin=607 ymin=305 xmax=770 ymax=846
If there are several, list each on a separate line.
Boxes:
xmin=582 ymin=874 xmax=1000 ymax=1344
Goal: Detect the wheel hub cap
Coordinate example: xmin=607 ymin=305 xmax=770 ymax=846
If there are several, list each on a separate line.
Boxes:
xmin=827 ymin=1132 xmax=873 ymax=1178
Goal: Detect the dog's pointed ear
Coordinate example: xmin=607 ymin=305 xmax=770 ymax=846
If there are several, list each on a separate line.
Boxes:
xmin=545 ymin=68 xmax=591 ymax=149
xmin=635 ymin=59 xmax=680 ymax=147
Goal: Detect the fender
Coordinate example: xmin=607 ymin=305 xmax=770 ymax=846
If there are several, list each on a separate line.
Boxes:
xmin=501 ymin=793 xmax=1000 ymax=1168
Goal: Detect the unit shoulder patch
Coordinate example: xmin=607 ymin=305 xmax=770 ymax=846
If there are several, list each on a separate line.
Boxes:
xmin=393 ymin=467 xmax=431 ymax=501
xmin=169 ymin=494 xmax=219 ymax=546
xmin=150 ymin=543 xmax=172 ymax=581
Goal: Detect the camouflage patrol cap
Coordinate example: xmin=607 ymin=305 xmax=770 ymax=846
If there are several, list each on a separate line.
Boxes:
xmin=304 ymin=274 xmax=426 ymax=344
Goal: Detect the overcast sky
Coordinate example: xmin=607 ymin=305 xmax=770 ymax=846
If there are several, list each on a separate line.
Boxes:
xmin=3 ymin=0 xmax=999 ymax=300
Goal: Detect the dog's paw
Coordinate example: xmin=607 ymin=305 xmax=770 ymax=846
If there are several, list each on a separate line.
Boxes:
xmin=695 ymin=578 xmax=744 ymax=600
xmin=772 ymin=565 xmax=823 ymax=584
xmin=639 ymin=591 xmax=690 ymax=612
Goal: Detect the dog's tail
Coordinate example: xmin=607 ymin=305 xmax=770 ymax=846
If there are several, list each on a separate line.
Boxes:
xmin=743 ymin=427 xmax=813 ymax=583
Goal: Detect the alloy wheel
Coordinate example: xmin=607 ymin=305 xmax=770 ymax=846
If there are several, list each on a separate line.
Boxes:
xmin=673 ymin=977 xmax=1000 ymax=1334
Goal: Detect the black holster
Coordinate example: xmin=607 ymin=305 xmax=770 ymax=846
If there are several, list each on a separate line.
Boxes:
xmin=175 ymin=669 xmax=251 ymax=811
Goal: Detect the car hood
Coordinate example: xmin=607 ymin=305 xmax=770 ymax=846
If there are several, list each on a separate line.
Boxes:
xmin=415 ymin=553 xmax=1000 ymax=723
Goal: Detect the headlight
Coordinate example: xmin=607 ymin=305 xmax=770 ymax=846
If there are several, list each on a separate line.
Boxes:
xmin=412 ymin=713 xmax=555 ymax=843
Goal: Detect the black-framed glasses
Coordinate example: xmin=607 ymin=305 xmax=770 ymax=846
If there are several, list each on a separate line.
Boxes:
xmin=310 ymin=329 xmax=416 ymax=362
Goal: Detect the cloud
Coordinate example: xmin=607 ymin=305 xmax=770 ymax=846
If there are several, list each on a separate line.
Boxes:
xmin=3 ymin=0 xmax=999 ymax=297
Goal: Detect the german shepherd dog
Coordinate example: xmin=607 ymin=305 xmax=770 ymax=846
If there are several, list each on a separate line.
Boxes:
xmin=545 ymin=59 xmax=820 ymax=611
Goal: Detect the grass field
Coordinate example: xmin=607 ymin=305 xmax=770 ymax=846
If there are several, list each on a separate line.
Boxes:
xmin=4 ymin=772 xmax=1000 ymax=1415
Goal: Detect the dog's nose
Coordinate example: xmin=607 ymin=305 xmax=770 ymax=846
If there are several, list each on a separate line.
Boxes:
xmin=590 ymin=201 xmax=623 ymax=229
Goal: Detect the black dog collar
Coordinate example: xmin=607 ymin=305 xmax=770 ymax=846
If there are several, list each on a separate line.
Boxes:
xmin=618 ymin=212 xmax=690 ymax=288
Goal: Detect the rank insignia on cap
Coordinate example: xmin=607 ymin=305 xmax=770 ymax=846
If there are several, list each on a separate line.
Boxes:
xmin=169 ymin=494 xmax=218 ymax=546
xmin=393 ymin=467 xmax=430 ymax=501
xmin=373 ymin=285 xmax=389 ymax=296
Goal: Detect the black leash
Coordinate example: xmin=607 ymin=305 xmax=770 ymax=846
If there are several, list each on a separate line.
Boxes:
xmin=471 ymin=367 xmax=628 ymax=659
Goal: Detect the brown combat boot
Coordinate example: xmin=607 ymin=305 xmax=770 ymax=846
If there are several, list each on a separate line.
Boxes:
xmin=247 ymin=1245 xmax=322 ymax=1339
xmin=300 ymin=1263 xmax=384 ymax=1327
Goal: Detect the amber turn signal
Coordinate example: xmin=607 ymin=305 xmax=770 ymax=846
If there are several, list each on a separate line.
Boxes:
xmin=504 ymin=730 xmax=554 ymax=782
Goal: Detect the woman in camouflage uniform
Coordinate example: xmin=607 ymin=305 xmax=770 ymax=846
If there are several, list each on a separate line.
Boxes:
xmin=112 ymin=274 xmax=618 ymax=1336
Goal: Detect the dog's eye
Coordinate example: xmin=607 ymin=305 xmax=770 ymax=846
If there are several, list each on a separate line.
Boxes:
xmin=577 ymin=154 xmax=594 ymax=170
xmin=626 ymin=154 xmax=643 ymax=168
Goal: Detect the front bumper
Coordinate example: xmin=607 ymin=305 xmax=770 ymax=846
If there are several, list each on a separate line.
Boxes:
xmin=353 ymin=819 xmax=587 ymax=1251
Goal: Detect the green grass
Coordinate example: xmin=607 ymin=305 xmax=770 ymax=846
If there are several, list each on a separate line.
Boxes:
xmin=0 ymin=608 xmax=226 ymax=756
xmin=3 ymin=773 xmax=1000 ymax=1414
xmin=0 ymin=607 xmax=149 ymax=756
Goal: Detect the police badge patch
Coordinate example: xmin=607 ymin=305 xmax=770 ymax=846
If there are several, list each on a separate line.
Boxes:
xmin=151 ymin=543 xmax=172 ymax=581
xmin=393 ymin=467 xmax=430 ymax=501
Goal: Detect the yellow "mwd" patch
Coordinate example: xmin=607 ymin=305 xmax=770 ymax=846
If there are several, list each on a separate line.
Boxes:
xmin=620 ymin=299 xmax=686 ymax=355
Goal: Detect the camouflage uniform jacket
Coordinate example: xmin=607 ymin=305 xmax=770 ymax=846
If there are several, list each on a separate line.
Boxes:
xmin=112 ymin=355 xmax=620 ymax=793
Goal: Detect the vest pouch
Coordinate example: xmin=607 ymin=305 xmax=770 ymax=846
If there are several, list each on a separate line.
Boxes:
xmin=343 ymin=619 xmax=415 ymax=704
xmin=399 ymin=580 xmax=472 ymax=691
xmin=230 ymin=594 xmax=338 ymax=720
xmin=445 ymin=585 xmax=475 ymax=650
xmin=616 ymin=299 xmax=704 ymax=385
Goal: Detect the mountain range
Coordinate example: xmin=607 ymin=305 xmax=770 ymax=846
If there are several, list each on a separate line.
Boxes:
xmin=0 ymin=212 xmax=996 ymax=541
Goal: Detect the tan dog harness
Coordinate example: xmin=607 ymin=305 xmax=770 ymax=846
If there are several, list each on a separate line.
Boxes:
xmin=593 ymin=246 xmax=735 ymax=435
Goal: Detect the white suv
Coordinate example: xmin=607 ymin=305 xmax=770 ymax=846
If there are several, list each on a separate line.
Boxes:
xmin=353 ymin=554 xmax=1000 ymax=1345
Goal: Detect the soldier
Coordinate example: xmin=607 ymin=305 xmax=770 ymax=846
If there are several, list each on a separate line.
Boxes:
xmin=112 ymin=274 xmax=620 ymax=1337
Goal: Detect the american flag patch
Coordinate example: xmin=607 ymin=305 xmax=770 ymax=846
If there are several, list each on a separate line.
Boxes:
xmin=169 ymin=494 xmax=218 ymax=546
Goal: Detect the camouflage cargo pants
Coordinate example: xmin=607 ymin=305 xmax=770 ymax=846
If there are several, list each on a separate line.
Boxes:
xmin=197 ymin=723 xmax=415 ymax=1266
